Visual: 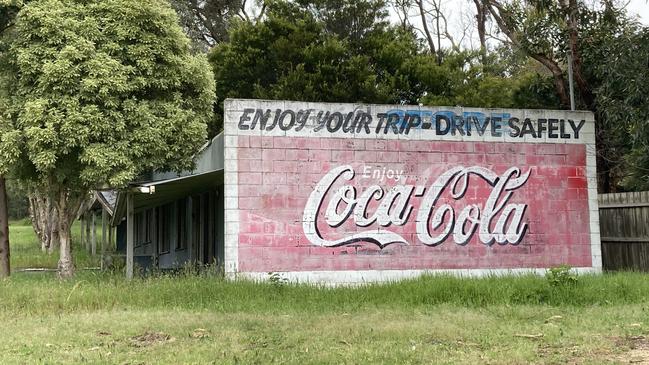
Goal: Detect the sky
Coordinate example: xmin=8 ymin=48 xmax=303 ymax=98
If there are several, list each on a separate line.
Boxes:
xmin=628 ymin=0 xmax=649 ymax=24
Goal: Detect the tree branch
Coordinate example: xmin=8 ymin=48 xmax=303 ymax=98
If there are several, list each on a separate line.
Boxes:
xmin=436 ymin=5 xmax=459 ymax=52
xmin=240 ymin=0 xmax=251 ymax=22
xmin=482 ymin=0 xmax=570 ymax=108
xmin=472 ymin=0 xmax=488 ymax=64
xmin=416 ymin=0 xmax=436 ymax=55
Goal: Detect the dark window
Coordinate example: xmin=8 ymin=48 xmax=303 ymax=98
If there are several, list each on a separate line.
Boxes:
xmin=134 ymin=212 xmax=139 ymax=247
xmin=145 ymin=209 xmax=153 ymax=243
xmin=177 ymin=199 xmax=187 ymax=250
xmin=203 ymin=192 xmax=212 ymax=263
xmin=159 ymin=203 xmax=173 ymax=254
xmin=191 ymin=195 xmax=201 ymax=258
xmin=135 ymin=212 xmax=146 ymax=247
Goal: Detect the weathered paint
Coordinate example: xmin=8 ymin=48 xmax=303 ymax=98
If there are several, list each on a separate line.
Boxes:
xmin=223 ymin=100 xmax=600 ymax=284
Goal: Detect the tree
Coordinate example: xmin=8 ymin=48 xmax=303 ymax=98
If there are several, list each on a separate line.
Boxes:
xmin=421 ymin=49 xmax=559 ymax=109
xmin=481 ymin=0 xmax=573 ymax=108
xmin=0 ymin=0 xmax=215 ymax=278
xmin=2 ymin=0 xmax=59 ymax=253
xmin=6 ymin=179 xmax=28 ymax=220
xmin=592 ymin=26 xmax=649 ymax=191
xmin=208 ymin=0 xmax=434 ymax=135
xmin=0 ymin=175 xmax=8 ymax=277
xmin=27 ymin=187 xmax=59 ymax=253
xmin=0 ymin=0 xmax=24 ymax=278
xmin=295 ymin=0 xmax=389 ymax=47
xmin=479 ymin=0 xmax=640 ymax=192
xmin=169 ymin=0 xmax=246 ymax=49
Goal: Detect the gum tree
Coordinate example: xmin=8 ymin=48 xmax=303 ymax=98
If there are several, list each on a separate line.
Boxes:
xmin=0 ymin=0 xmax=215 ymax=277
xmin=0 ymin=0 xmax=24 ymax=277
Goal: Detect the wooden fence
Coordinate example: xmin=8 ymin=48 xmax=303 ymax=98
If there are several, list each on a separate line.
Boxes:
xmin=598 ymin=191 xmax=649 ymax=271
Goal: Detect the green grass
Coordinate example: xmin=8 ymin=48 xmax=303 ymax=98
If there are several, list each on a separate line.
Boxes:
xmin=1 ymin=223 xmax=649 ymax=364
xmin=9 ymin=220 xmax=101 ymax=270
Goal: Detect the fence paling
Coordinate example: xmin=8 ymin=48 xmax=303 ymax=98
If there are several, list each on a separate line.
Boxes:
xmin=598 ymin=191 xmax=649 ymax=271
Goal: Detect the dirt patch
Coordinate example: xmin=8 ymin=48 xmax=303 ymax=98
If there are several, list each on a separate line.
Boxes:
xmin=130 ymin=331 xmax=176 ymax=347
xmin=613 ymin=335 xmax=649 ymax=364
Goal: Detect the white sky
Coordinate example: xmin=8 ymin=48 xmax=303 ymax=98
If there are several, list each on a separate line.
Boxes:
xmin=628 ymin=0 xmax=649 ymax=23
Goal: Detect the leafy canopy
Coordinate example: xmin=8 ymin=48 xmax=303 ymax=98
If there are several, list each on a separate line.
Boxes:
xmin=208 ymin=0 xmax=434 ymax=135
xmin=593 ymin=26 xmax=649 ymax=190
xmin=422 ymin=49 xmax=560 ymax=109
xmin=207 ymin=0 xmax=561 ymax=135
xmin=0 ymin=0 xmax=215 ymax=191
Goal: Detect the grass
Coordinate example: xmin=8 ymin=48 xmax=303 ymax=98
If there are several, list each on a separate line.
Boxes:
xmin=1 ymin=221 xmax=649 ymax=364
xmin=9 ymin=220 xmax=101 ymax=270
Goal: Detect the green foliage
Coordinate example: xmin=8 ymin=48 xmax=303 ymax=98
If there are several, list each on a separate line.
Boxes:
xmin=421 ymin=51 xmax=560 ymax=109
xmin=592 ymin=27 xmax=649 ymax=190
xmin=168 ymin=0 xmax=243 ymax=49
xmin=208 ymin=0 xmax=429 ymax=135
xmin=545 ymin=265 xmax=578 ymax=287
xmin=268 ymin=271 xmax=288 ymax=288
xmin=510 ymin=71 xmax=559 ymax=109
xmin=295 ymin=0 xmax=389 ymax=46
xmin=6 ymin=178 xmax=28 ymax=219
xmin=0 ymin=0 xmax=215 ymax=190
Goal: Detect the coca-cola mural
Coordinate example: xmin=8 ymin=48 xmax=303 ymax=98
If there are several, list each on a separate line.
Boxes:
xmin=224 ymin=100 xmax=601 ymax=282
xmin=303 ymin=165 xmax=531 ymax=249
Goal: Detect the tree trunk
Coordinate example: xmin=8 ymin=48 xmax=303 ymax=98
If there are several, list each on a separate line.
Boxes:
xmin=0 ymin=176 xmax=10 ymax=278
xmin=434 ymin=1 xmax=442 ymax=65
xmin=57 ymin=190 xmax=74 ymax=278
xmin=416 ymin=0 xmax=436 ymax=56
xmin=28 ymin=195 xmax=41 ymax=246
xmin=473 ymin=0 xmax=488 ymax=65
xmin=28 ymin=192 xmax=56 ymax=253
xmin=29 ymin=194 xmax=46 ymax=251
xmin=529 ymin=53 xmax=571 ymax=109
xmin=550 ymin=71 xmax=571 ymax=109
xmin=48 ymin=208 xmax=60 ymax=255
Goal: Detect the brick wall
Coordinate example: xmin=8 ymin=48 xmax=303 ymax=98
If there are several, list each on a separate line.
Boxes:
xmin=224 ymin=100 xmax=600 ymax=283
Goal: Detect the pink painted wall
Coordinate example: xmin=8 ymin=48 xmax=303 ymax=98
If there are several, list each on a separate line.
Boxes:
xmin=236 ymin=136 xmax=591 ymax=272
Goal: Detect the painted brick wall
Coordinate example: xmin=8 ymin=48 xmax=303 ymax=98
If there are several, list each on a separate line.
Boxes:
xmin=224 ymin=100 xmax=600 ymax=283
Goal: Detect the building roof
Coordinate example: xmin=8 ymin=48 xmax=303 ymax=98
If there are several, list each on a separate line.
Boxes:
xmin=111 ymin=169 xmax=223 ymax=224
xmin=133 ymin=132 xmax=225 ymax=183
xmin=110 ymin=133 xmax=225 ymax=225
xmin=93 ymin=190 xmax=118 ymax=216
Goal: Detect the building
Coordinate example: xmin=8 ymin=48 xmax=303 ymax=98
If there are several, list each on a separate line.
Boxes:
xmin=90 ymin=99 xmax=602 ymax=284
xmin=91 ymin=134 xmax=224 ymax=275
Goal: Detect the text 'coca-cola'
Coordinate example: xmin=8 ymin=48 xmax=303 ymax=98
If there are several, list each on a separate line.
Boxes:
xmin=303 ymin=165 xmax=532 ymax=249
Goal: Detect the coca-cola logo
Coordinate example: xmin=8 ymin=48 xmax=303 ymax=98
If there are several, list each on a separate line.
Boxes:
xmin=302 ymin=165 xmax=532 ymax=248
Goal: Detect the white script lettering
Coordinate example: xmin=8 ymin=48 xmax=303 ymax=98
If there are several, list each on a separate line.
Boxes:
xmin=302 ymin=165 xmax=531 ymax=248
